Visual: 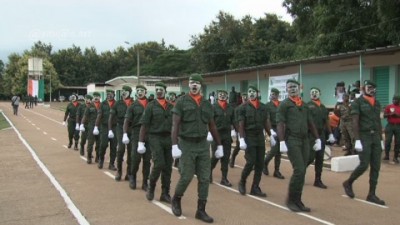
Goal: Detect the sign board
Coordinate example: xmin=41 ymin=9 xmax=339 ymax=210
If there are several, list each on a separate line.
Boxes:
xmin=268 ymin=73 xmax=299 ymax=101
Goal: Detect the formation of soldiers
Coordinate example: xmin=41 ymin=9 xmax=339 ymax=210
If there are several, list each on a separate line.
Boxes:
xmin=61 ymin=75 xmax=387 ymax=223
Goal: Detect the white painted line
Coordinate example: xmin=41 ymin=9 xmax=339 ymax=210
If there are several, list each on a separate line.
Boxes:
xmin=151 ymin=200 xmax=186 ymax=219
xmin=1 ymin=127 xmax=13 ymax=131
xmin=23 ymin=109 xmax=63 ymax=125
xmin=341 ymin=195 xmax=389 ymax=209
xmin=104 ymin=171 xmax=115 ymax=179
xmin=1 ymin=111 xmax=90 ymax=225
xmin=80 ymin=156 xmax=87 ymax=161
xmin=63 ymin=145 xmax=68 ymax=149
xmin=36 ymin=127 xmax=41 ymax=130
xmin=43 ymin=132 xmax=47 ymax=135
xmin=32 ymin=123 xmax=35 ymax=126
xmin=51 ymin=137 xmax=57 ymax=141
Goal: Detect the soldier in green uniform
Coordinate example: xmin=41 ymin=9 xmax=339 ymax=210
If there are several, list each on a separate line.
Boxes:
xmin=343 ymin=80 xmax=385 ymax=205
xmin=109 ymin=86 xmax=134 ymax=181
xmin=210 ymin=89 xmax=236 ymax=187
xmin=277 ymin=79 xmax=321 ymax=212
xmin=335 ymin=93 xmax=355 ymax=156
xmin=76 ymin=97 xmax=88 ymax=156
xmin=306 ymin=87 xmax=336 ymax=189
xmin=171 ymin=74 xmax=223 ymax=223
xmin=94 ymin=89 xmax=117 ymax=170
xmin=263 ymin=88 xmax=285 ymax=179
xmin=139 ymin=82 xmax=174 ymax=203
xmin=229 ymin=92 xmax=248 ymax=168
xmin=123 ymin=85 xmax=150 ymax=191
xmin=80 ymin=93 xmax=101 ymax=164
xmin=63 ymin=94 xmax=80 ymax=150
xmin=237 ymin=85 xmax=274 ymax=197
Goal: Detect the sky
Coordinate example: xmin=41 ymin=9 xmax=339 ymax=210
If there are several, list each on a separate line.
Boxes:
xmin=0 ymin=0 xmax=293 ymax=63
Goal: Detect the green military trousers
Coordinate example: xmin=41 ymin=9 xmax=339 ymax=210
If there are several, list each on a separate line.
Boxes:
xmin=240 ymin=134 xmax=265 ymax=186
xmin=130 ymin=127 xmax=151 ymax=182
xmin=86 ymin=123 xmax=100 ymax=159
xmin=149 ymin=134 xmax=173 ymax=194
xmin=67 ymin=118 xmax=79 ymax=144
xmin=286 ymin=136 xmax=310 ymax=196
xmin=99 ymin=124 xmax=117 ymax=163
xmin=116 ymin=123 xmax=132 ymax=176
xmin=211 ymin=132 xmax=232 ymax=178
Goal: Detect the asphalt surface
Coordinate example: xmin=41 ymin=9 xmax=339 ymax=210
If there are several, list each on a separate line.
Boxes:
xmin=1 ymin=102 xmax=400 ymax=225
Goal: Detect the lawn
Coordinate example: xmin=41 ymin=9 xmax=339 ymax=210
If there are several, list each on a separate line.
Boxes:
xmin=0 ymin=112 xmax=10 ymax=130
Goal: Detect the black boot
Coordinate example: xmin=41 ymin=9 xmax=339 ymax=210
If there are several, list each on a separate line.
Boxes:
xmin=160 ymin=190 xmax=172 ymax=203
xmin=79 ymin=145 xmax=84 ymax=156
xmin=366 ymin=187 xmax=385 ymax=205
xmin=68 ymin=141 xmax=72 ymax=149
xmin=115 ymin=161 xmax=122 ymax=181
xmin=238 ymin=180 xmax=246 ymax=195
xmin=87 ymin=154 xmax=92 ymax=164
xmin=142 ymin=179 xmax=148 ymax=191
xmin=314 ymin=175 xmax=327 ymax=189
xmin=220 ymin=177 xmax=232 ymax=187
xmin=262 ymin=166 xmax=269 ymax=176
xmin=393 ymin=152 xmax=399 ymax=164
xmin=171 ymin=195 xmax=182 ymax=216
xmin=250 ymin=184 xmax=267 ymax=197
xmin=124 ymin=174 xmax=130 ymax=181
xmin=94 ymin=154 xmax=99 ymax=163
xmin=286 ymin=193 xmax=301 ymax=212
xmin=146 ymin=181 xmax=155 ymax=201
xmin=98 ymin=159 xmax=104 ymax=169
xmin=195 ymin=200 xmax=214 ymax=223
xmin=343 ymin=179 xmax=355 ymax=198
xmin=74 ymin=142 xmax=79 ymax=150
xmin=297 ymin=193 xmax=311 ymax=212
xmin=108 ymin=163 xmax=117 ymax=171
xmin=273 ymin=170 xmax=285 ymax=179
xmin=129 ymin=175 xmax=136 ymax=190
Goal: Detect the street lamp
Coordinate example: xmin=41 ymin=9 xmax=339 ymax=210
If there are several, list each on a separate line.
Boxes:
xmin=124 ymin=41 xmax=140 ymax=84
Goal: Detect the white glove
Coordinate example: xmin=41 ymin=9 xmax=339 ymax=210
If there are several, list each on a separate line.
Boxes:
xmin=172 ymin=144 xmax=182 ymax=159
xmin=280 ymin=141 xmax=288 ymax=153
xmin=207 ymin=132 xmax=213 ymax=142
xmin=79 ymin=124 xmax=85 ymax=132
xmin=122 ymin=133 xmax=130 ymax=144
xmin=313 ymin=139 xmax=322 ymax=151
xmin=328 ymin=133 xmax=336 ymax=143
xmin=137 ymin=141 xmax=146 ymax=154
xmin=381 ymin=140 xmax=384 ymax=150
xmin=355 ymin=140 xmax=363 ymax=152
xmin=93 ymin=126 xmax=99 ymax=135
xmin=231 ymin=129 xmax=237 ymax=138
xmin=75 ymin=123 xmax=80 ymax=131
xmin=108 ymin=130 xmax=114 ymax=139
xmin=270 ymin=136 xmax=276 ymax=147
xmin=270 ymin=129 xmax=277 ymax=137
xmin=215 ymin=145 xmax=224 ymax=159
xmin=239 ymin=137 xmax=247 ymax=150
xmin=62 ymin=121 xmax=66 ymax=126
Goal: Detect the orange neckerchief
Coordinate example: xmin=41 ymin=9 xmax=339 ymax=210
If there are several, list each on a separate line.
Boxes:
xmin=94 ymin=102 xmax=101 ymax=109
xmin=312 ymin=99 xmax=321 ymax=107
xmin=363 ymin=95 xmax=375 ymax=106
xmin=108 ymin=99 xmax=115 ymax=108
xmin=157 ymin=99 xmax=167 ymax=110
xmin=218 ymin=100 xmax=227 ymax=110
xmin=189 ymin=93 xmax=202 ymax=106
xmin=272 ymin=100 xmax=280 ymax=107
xmin=138 ymin=98 xmax=148 ymax=108
xmin=124 ymin=98 xmax=133 ymax=107
xmin=249 ymin=99 xmax=260 ymax=109
xmin=72 ymin=101 xmax=78 ymax=107
xmin=289 ymin=96 xmax=303 ymax=107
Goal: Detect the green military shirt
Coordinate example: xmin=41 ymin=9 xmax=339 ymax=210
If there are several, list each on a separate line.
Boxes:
xmin=266 ymin=101 xmax=279 ymax=127
xmin=76 ymin=103 xmax=87 ymax=124
xmin=65 ymin=102 xmax=80 ymax=121
xmin=306 ymin=100 xmax=329 ymax=134
xmin=140 ymin=99 xmax=173 ymax=134
xmin=125 ymin=99 xmax=147 ymax=130
xmin=84 ymin=103 xmax=98 ymax=125
xmin=351 ymin=95 xmax=381 ymax=132
xmin=98 ymin=100 xmax=115 ymax=126
xmin=277 ymin=98 xmax=312 ymax=138
xmin=110 ymin=99 xmax=132 ymax=126
xmin=238 ymin=101 xmax=269 ymax=135
xmin=213 ymin=102 xmax=235 ymax=132
xmin=172 ymin=94 xmax=213 ymax=138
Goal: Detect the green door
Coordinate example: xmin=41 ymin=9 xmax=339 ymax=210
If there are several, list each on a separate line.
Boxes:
xmin=374 ymin=66 xmax=389 ymax=108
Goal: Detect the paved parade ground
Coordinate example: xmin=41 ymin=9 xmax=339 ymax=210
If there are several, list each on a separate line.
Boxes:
xmin=1 ymin=102 xmax=400 ymax=225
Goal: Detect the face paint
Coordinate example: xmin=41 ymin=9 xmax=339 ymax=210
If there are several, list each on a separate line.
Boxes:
xmin=121 ymin=90 xmax=130 ymax=99
xmin=269 ymin=92 xmax=278 ymax=101
xmin=155 ymin=86 xmax=166 ymax=99
xmin=70 ymin=95 xmax=77 ymax=102
xmin=93 ymin=96 xmax=100 ymax=102
xmin=364 ymin=85 xmax=376 ymax=96
xmin=189 ymin=80 xmax=201 ymax=95
xmin=218 ymin=92 xmax=227 ymax=101
xmin=107 ymin=92 xmax=115 ymax=100
xmin=85 ymin=98 xmax=91 ymax=104
xmin=248 ymin=88 xmax=258 ymax=101
xmin=286 ymin=82 xmax=299 ymax=97
xmin=310 ymin=88 xmax=320 ymax=100
xmin=169 ymin=94 xmax=176 ymax=102
xmin=135 ymin=88 xmax=147 ymax=99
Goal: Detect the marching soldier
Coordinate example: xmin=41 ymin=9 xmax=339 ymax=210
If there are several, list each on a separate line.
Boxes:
xmin=109 ymin=86 xmax=134 ymax=181
xmin=343 ymin=80 xmax=386 ymax=205
xmin=210 ymin=89 xmax=236 ymax=187
xmin=139 ymin=82 xmax=174 ymax=203
xmin=229 ymin=92 xmax=247 ymax=168
xmin=63 ymin=94 xmax=80 ymax=150
xmin=76 ymin=97 xmax=88 ymax=156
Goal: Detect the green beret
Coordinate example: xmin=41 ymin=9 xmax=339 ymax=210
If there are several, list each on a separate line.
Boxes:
xmin=364 ymin=80 xmax=376 ymax=88
xmin=310 ymin=87 xmax=321 ymax=92
xmin=271 ymin=88 xmax=280 ymax=94
xmin=217 ymin=89 xmax=228 ymax=94
xmin=93 ymin=92 xmax=100 ymax=97
xmin=169 ymin=92 xmax=176 ymax=96
xmin=286 ymin=79 xmax=300 ymax=85
xmin=85 ymin=94 xmax=93 ymax=100
xmin=150 ymin=94 xmax=154 ymax=97
xmin=189 ymin=73 xmax=204 ymax=83
xmin=122 ymin=85 xmax=132 ymax=92
xmin=155 ymin=82 xmax=167 ymax=89
xmin=393 ymin=95 xmax=400 ymax=100
xmin=248 ymin=85 xmax=259 ymax=92
xmin=106 ymin=89 xmax=114 ymax=93
xmin=136 ymin=85 xmax=147 ymax=90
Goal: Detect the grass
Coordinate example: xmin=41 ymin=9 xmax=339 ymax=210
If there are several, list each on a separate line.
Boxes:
xmin=0 ymin=112 xmax=11 ymax=130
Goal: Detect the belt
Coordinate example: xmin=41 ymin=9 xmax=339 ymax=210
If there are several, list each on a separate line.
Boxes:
xmin=180 ymin=136 xmax=206 ymax=142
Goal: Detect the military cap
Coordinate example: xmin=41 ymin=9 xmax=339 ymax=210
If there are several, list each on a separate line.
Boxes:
xmin=248 ymin=85 xmax=259 ymax=92
xmin=286 ymin=79 xmax=300 ymax=85
xmin=155 ymin=82 xmax=167 ymax=89
xmin=189 ymin=73 xmax=203 ymax=83
xmin=217 ymin=89 xmax=228 ymax=94
xmin=106 ymin=89 xmax=114 ymax=93
xmin=169 ymin=92 xmax=177 ymax=96
xmin=363 ymin=80 xmax=376 ymax=88
xmin=136 ymin=84 xmax=147 ymax=90
xmin=271 ymin=88 xmax=280 ymax=94
xmin=85 ymin=94 xmax=93 ymax=100
xmin=122 ymin=85 xmax=132 ymax=92
xmin=93 ymin=92 xmax=101 ymax=97
xmin=310 ymin=87 xmax=321 ymax=92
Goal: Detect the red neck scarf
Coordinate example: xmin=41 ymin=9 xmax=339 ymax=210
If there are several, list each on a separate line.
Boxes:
xmin=107 ymin=99 xmax=115 ymax=108
xmin=363 ymin=95 xmax=375 ymax=106
xmin=124 ymin=98 xmax=133 ymax=107
xmin=312 ymin=99 xmax=321 ymax=107
xmin=189 ymin=93 xmax=202 ymax=106
xmin=289 ymin=96 xmax=303 ymax=107
xmin=72 ymin=101 xmax=78 ymax=107
xmin=138 ymin=98 xmax=148 ymax=108
xmin=157 ymin=99 xmax=167 ymax=110
xmin=94 ymin=102 xmax=101 ymax=109
xmin=218 ymin=100 xmax=227 ymax=110
xmin=249 ymin=99 xmax=260 ymax=109
xmin=272 ymin=100 xmax=280 ymax=107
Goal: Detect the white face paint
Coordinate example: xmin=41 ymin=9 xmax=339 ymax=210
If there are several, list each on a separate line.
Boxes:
xmin=107 ymin=92 xmax=115 ymax=100
xmin=189 ymin=80 xmax=201 ymax=95
xmin=218 ymin=92 xmax=227 ymax=101
xmin=169 ymin=94 xmax=176 ymax=102
xmin=364 ymin=85 xmax=376 ymax=96
xmin=85 ymin=98 xmax=91 ymax=104
xmin=70 ymin=95 xmax=77 ymax=102
xmin=269 ymin=92 xmax=279 ymax=101
xmin=310 ymin=88 xmax=320 ymax=100
xmin=93 ymin=96 xmax=100 ymax=102
xmin=248 ymin=88 xmax=258 ymax=101
xmin=155 ymin=86 xmax=166 ymax=99
xmin=136 ymin=88 xmax=147 ymax=99
xmin=121 ymin=90 xmax=130 ymax=100
xmin=286 ymin=82 xmax=300 ymax=97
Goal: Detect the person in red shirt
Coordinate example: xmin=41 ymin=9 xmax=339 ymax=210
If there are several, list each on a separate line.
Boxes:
xmin=383 ymin=95 xmax=400 ymax=163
